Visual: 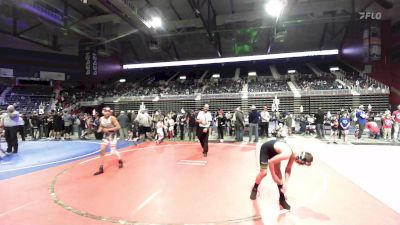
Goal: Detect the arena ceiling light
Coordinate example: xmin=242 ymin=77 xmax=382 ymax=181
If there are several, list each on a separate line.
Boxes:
xmin=123 ymin=49 xmax=339 ymax=69
xmin=248 ymin=72 xmax=257 ymax=76
xmin=330 ymin=67 xmax=340 ymax=71
xmin=265 ymin=0 xmax=284 ymax=17
xmin=288 ymin=70 xmax=296 ymax=74
xmin=212 ymin=74 xmax=220 ymax=78
xmin=119 ymin=79 xmax=126 ymax=83
xmin=145 ymin=17 xmax=162 ymax=29
xmin=179 ymin=75 xmax=186 ymax=80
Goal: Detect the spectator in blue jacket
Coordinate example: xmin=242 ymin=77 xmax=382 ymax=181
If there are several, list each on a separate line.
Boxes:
xmin=356 ymin=105 xmax=367 ymax=139
xmin=248 ymin=105 xmax=261 ymax=143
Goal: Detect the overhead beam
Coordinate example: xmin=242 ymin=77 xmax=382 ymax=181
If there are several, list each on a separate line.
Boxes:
xmin=187 ymin=0 xmax=221 ymax=57
xmin=0 ymin=29 xmax=61 ymax=51
xmin=84 ymin=14 xmax=120 ymax=25
xmin=17 ymin=22 xmax=42 ymax=35
xmin=169 ymin=0 xmax=182 ymax=20
xmin=230 ymin=0 xmax=235 ymax=14
xmin=12 ymin=5 xmax=17 ymax=35
xmin=155 ymin=14 xmax=351 ymax=38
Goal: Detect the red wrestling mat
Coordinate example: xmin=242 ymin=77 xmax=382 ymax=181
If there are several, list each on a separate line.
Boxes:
xmin=0 ymin=142 xmax=399 ymax=225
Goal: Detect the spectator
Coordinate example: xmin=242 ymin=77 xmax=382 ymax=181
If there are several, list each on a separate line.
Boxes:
xmin=118 ymin=111 xmax=129 ymax=139
xmin=234 ymin=107 xmax=244 ymax=142
xmin=187 ymin=110 xmax=197 ymax=141
xmin=339 ymin=111 xmax=351 ymax=144
xmin=260 ymin=106 xmax=271 ymax=138
xmin=178 ymin=109 xmax=187 ymax=140
xmin=216 ymin=109 xmax=226 ymax=142
xmin=392 ymin=105 xmax=400 ymax=142
xmin=382 ymin=113 xmax=394 ymax=141
xmin=315 ymin=108 xmax=325 ymax=138
xmin=328 ymin=115 xmax=339 ymax=144
xmin=356 ymin=105 xmax=367 ymax=139
xmin=63 ymin=111 xmax=73 ymax=140
xmin=366 ymin=119 xmax=380 ymax=139
xmin=248 ymin=105 xmax=260 ymax=142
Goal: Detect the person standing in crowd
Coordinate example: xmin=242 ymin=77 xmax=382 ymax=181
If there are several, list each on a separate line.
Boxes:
xmin=0 ymin=105 xmax=23 ymax=153
xmin=167 ymin=115 xmax=175 ymax=139
xmin=135 ymin=108 xmax=152 ymax=141
xmin=285 ymin=113 xmax=293 ymax=136
xmin=117 ymin=111 xmax=129 ymax=139
xmin=216 ymin=109 xmax=226 ymax=143
xmin=196 ymin=104 xmax=212 ymax=157
xmin=30 ymin=111 xmax=40 ymax=140
xmin=225 ymin=111 xmax=233 ymax=136
xmin=53 ymin=111 xmax=63 ymax=140
xmin=260 ymin=106 xmax=271 ymax=138
xmin=315 ymin=108 xmax=325 ymax=139
xmin=178 ymin=109 xmax=186 ymax=141
xmin=382 ymin=112 xmax=394 ymax=141
xmin=356 ymin=105 xmax=367 ymax=139
xmin=328 ymin=115 xmax=339 ymax=144
xmin=248 ymin=105 xmax=260 ymax=143
xmin=392 ymin=105 xmax=400 ymax=142
xmin=339 ymin=111 xmax=351 ymax=144
xmin=234 ymin=107 xmax=245 ymax=142
xmin=187 ymin=110 xmax=197 ymax=142
xmin=63 ymin=111 xmax=73 ymax=140
xmin=22 ymin=113 xmax=29 ymax=140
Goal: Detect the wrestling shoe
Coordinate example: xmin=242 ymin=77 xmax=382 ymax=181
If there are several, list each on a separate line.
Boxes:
xmin=93 ymin=166 xmax=104 ymax=176
xmin=250 ymin=188 xmax=258 ymax=200
xmin=279 ymin=197 xmax=291 ymax=210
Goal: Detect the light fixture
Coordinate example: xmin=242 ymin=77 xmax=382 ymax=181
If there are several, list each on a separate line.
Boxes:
xmin=329 ymin=67 xmax=340 ymax=71
xmin=119 ymin=79 xmax=126 ymax=83
xmin=212 ymin=74 xmax=220 ymax=78
xmin=248 ymin=72 xmax=257 ymax=76
xmin=123 ymin=49 xmax=339 ymax=69
xmin=288 ymin=70 xmax=296 ymax=74
xmin=265 ymin=0 xmax=284 ymax=18
xmin=179 ymin=75 xmax=186 ymax=80
xmin=146 ymin=17 xmax=162 ymax=28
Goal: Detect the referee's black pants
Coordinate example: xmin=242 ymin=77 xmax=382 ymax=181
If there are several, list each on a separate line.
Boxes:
xmin=197 ymin=127 xmax=209 ymax=154
xmin=5 ymin=126 xmax=18 ymax=153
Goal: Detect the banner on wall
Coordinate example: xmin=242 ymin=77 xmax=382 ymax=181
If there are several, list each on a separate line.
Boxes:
xmin=0 ymin=68 xmax=14 ymax=77
xmin=81 ymin=49 xmax=98 ymax=76
xmin=363 ymin=22 xmax=382 ymax=63
xmin=39 ymin=71 xmax=65 ymax=81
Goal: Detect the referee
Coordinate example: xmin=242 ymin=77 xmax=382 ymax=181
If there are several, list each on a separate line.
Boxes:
xmin=196 ymin=104 xmax=212 ymax=157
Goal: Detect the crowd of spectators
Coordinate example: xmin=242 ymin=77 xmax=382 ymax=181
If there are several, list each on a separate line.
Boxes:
xmin=296 ymin=73 xmax=342 ymax=91
xmin=202 ymin=79 xmax=244 ymax=94
xmin=248 ymin=79 xmax=290 ymax=92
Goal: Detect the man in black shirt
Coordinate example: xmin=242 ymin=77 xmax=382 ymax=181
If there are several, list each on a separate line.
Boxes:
xmin=315 ymin=108 xmax=325 ymax=138
xmin=187 ymin=110 xmax=196 ymax=141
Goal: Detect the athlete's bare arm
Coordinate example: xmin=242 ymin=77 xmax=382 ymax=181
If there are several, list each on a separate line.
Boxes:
xmin=268 ymin=142 xmax=292 ymax=185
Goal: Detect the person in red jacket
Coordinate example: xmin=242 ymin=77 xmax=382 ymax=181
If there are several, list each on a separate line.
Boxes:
xmin=366 ymin=119 xmax=380 ymax=139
